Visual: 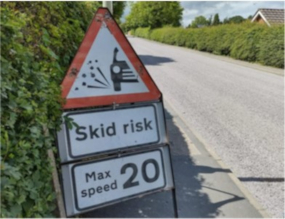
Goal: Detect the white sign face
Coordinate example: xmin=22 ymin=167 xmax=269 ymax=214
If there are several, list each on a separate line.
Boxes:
xmin=70 ymin=149 xmax=165 ymax=212
xmin=64 ymin=105 xmax=159 ymax=159
xmin=67 ymin=25 xmax=148 ymax=98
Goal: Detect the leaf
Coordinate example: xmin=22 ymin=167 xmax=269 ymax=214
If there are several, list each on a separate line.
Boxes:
xmin=9 ymin=169 xmax=22 ymax=180
xmin=32 ymin=171 xmax=40 ymax=182
xmin=22 ymin=199 xmax=34 ymax=214
xmin=20 ymin=102 xmax=32 ymax=111
xmin=6 ymin=112 xmax=17 ymax=128
xmin=17 ymin=194 xmax=26 ymax=205
xmin=3 ymin=191 xmax=15 ymax=201
xmin=39 ymin=45 xmax=58 ymax=60
xmin=29 ymin=126 xmax=40 ymax=138
xmin=46 ymin=193 xmax=55 ymax=201
xmin=64 ymin=116 xmax=75 ymax=130
xmin=1 ymin=176 xmax=9 ymax=188
xmin=42 ymin=28 xmax=50 ymax=46
xmin=46 ymin=48 xmax=58 ymax=60
xmin=10 ymin=204 xmax=22 ymax=217
xmin=72 ymin=121 xmax=80 ymax=129
xmin=29 ymin=190 xmax=38 ymax=200
xmin=7 ymin=99 xmax=17 ymax=110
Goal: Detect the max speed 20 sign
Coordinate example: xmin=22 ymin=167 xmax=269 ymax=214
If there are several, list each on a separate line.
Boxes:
xmin=62 ymin=147 xmax=174 ymax=215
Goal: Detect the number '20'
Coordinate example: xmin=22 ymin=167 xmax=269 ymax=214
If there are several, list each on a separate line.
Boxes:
xmin=120 ymin=159 xmax=160 ymax=189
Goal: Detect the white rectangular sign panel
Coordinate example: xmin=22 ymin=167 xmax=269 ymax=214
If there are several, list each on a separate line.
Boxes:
xmin=57 ymin=103 xmax=167 ymax=162
xmin=62 ymin=147 xmax=174 ymax=216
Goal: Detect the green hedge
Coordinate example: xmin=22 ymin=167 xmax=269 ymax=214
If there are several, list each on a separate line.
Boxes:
xmin=258 ymin=26 xmax=284 ymax=68
xmin=132 ymin=22 xmax=284 ymax=68
xmin=1 ymin=2 xmax=99 ymax=217
xmin=135 ymin=27 xmax=151 ymax=39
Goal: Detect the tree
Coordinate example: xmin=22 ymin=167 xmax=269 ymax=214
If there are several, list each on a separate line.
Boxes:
xmin=224 ymin=15 xmax=245 ymax=24
xmin=113 ymin=1 xmax=127 ymax=23
xmin=189 ymin=15 xmax=209 ymax=28
xmin=212 ymin=13 xmax=220 ymax=25
xmin=223 ymin=17 xmax=229 ymax=24
xmin=208 ymin=15 xmax=213 ymax=25
xmin=125 ymin=2 xmax=183 ymax=29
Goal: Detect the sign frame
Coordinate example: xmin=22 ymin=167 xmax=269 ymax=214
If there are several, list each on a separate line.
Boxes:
xmin=56 ymin=6 xmax=178 ymax=217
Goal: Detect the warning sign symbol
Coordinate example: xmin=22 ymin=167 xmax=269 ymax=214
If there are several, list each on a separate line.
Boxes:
xmin=67 ymin=25 xmax=148 ymax=99
xmin=61 ymin=8 xmax=161 ymax=109
xmin=73 ymin=47 xmax=139 ymax=92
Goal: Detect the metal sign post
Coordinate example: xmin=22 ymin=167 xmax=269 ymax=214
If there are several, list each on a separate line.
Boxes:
xmin=102 ymin=1 xmax=113 ymax=14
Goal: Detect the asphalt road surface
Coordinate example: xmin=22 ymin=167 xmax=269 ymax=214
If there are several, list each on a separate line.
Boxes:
xmin=127 ymin=37 xmax=284 ymax=218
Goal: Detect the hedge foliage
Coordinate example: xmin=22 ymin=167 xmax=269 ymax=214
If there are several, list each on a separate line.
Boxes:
xmin=133 ymin=22 xmax=284 ymax=68
xmin=1 ymin=2 xmax=100 ymax=217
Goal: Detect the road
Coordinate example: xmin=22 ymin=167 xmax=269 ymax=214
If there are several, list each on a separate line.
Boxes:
xmin=127 ymin=36 xmax=284 ymax=218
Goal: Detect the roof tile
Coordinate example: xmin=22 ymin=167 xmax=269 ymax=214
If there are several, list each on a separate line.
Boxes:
xmin=259 ymin=8 xmax=284 ymax=25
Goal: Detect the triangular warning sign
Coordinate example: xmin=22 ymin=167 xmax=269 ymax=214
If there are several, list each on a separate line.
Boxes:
xmin=61 ymin=8 xmax=161 ymax=109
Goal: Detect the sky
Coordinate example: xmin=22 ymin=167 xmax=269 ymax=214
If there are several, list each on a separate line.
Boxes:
xmin=121 ymin=1 xmax=284 ymax=27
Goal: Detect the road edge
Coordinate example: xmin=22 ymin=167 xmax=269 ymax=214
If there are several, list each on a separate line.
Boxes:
xmin=163 ymin=98 xmax=271 ymax=218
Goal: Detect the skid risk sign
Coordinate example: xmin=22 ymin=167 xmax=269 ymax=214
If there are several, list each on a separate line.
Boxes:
xmin=57 ymin=103 xmax=167 ymax=162
xmin=61 ymin=147 xmax=174 ymax=216
xmin=61 ymin=8 xmax=161 ymax=109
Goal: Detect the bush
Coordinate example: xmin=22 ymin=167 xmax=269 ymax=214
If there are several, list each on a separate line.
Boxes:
xmin=130 ymin=29 xmax=136 ymax=36
xmin=148 ymin=28 xmax=162 ymax=42
xmin=173 ymin=28 xmax=187 ymax=47
xmin=184 ymin=28 xmax=198 ymax=49
xmin=160 ymin=27 xmax=177 ymax=45
xmin=132 ymin=22 xmax=284 ymax=68
xmin=163 ymin=27 xmax=187 ymax=46
xmin=205 ymin=25 xmax=230 ymax=55
xmin=195 ymin=28 xmax=209 ymax=52
xmin=220 ymin=24 xmax=243 ymax=56
xmin=1 ymin=2 xmax=99 ymax=217
xmin=135 ymin=27 xmax=151 ymax=39
xmin=258 ymin=25 xmax=284 ymax=68
xmin=230 ymin=22 xmax=266 ymax=62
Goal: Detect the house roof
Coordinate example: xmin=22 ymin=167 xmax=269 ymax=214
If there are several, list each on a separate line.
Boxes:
xmin=251 ymin=8 xmax=284 ymax=26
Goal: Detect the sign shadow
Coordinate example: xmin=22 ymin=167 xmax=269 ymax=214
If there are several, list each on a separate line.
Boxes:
xmin=82 ymin=108 xmax=243 ymax=218
xmin=139 ymin=55 xmax=174 ymax=66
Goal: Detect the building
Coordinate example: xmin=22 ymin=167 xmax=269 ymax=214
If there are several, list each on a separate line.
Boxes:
xmin=251 ymin=8 xmax=284 ymax=26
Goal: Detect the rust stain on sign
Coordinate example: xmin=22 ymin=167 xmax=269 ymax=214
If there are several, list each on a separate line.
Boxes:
xmin=69 ymin=68 xmax=78 ymax=77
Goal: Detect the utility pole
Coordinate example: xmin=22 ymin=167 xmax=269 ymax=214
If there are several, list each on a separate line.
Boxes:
xmin=102 ymin=1 xmax=113 ymax=14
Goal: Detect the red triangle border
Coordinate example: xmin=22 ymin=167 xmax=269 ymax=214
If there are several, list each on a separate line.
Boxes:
xmin=61 ymin=8 xmax=161 ymax=110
